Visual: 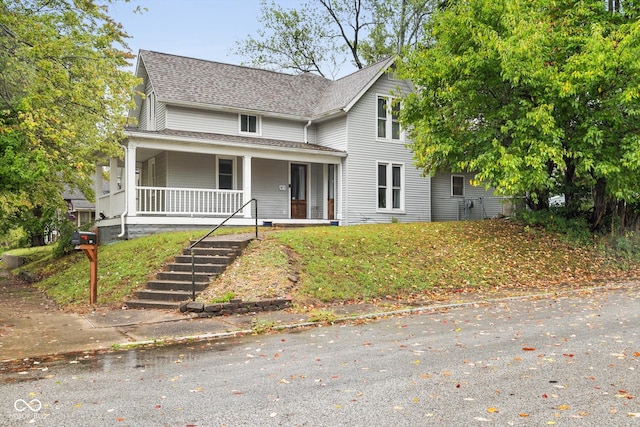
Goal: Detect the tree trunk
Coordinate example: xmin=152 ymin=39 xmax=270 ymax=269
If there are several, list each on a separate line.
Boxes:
xmin=563 ymin=162 xmax=579 ymax=218
xmin=590 ymin=177 xmax=607 ymax=231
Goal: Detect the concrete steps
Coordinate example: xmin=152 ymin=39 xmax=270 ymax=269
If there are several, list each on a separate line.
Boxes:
xmin=126 ymin=234 xmax=253 ymax=310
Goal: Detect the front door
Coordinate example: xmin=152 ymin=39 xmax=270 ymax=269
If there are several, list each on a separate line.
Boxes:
xmin=291 ymin=163 xmax=307 ymax=219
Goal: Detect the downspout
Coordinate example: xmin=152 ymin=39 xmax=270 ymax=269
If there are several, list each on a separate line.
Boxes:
xmin=303 ymin=120 xmax=312 ymax=143
xmin=117 ymin=204 xmax=128 ymax=238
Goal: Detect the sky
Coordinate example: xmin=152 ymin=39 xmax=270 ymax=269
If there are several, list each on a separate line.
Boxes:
xmin=109 ymin=0 xmax=304 ymax=71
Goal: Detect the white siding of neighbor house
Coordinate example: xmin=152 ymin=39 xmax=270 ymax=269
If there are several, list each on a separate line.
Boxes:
xmin=251 ymin=158 xmax=290 ymax=218
xmin=342 ymin=77 xmax=430 ymax=225
xmin=166 ymin=152 xmax=215 ymax=188
xmin=316 ymin=116 xmax=347 ymax=150
xmin=430 ymin=171 xmax=508 ymax=221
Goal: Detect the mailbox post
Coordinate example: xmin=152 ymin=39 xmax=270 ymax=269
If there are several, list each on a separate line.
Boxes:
xmin=71 ymin=231 xmax=98 ymax=305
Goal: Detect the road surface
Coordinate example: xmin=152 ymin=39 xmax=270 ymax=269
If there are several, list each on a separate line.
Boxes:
xmin=2 ymin=283 xmax=640 ymax=426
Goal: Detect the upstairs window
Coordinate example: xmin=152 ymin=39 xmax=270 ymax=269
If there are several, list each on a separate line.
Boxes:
xmin=377 ymin=95 xmax=402 ymax=141
xmin=240 ymin=114 xmax=259 ymax=134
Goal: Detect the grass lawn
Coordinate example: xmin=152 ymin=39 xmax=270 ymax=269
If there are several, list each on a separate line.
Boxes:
xmin=6 ymin=220 xmax=640 ymax=308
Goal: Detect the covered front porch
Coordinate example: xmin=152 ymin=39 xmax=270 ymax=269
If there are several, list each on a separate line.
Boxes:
xmin=95 ymin=132 xmax=345 ymax=241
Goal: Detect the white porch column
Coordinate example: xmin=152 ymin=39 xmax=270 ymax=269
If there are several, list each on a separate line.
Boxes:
xmin=336 ymin=161 xmax=343 ymax=221
xmin=95 ymin=164 xmax=103 ymax=219
xmin=109 ymin=157 xmax=118 ymax=217
xmin=125 ymin=144 xmax=137 ymax=217
xmin=242 ymin=155 xmax=253 ymax=217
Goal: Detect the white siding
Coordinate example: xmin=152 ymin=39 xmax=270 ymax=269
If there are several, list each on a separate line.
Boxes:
xmin=343 ymin=78 xmax=430 ymax=224
xmin=310 ymin=163 xmax=323 ymax=219
xmin=252 ymin=158 xmax=289 ymax=218
xmin=166 ymin=106 xmax=237 ymax=134
xmin=431 ymin=171 xmax=507 ymax=221
xmin=316 ymin=117 xmax=347 ymax=150
xmin=165 ymin=106 xmax=307 ymax=142
xmin=166 ymin=152 xmax=215 ymax=188
xmin=156 ymin=102 xmax=166 ymax=131
xmin=262 ymin=117 xmax=305 ymax=142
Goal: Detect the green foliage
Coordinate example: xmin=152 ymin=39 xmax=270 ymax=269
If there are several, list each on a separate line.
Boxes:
xmin=209 ymin=292 xmax=235 ymax=304
xmin=0 ymin=0 xmax=139 ymax=236
xmin=397 ymin=0 xmax=640 ymax=229
xmin=52 ymin=219 xmax=76 ymax=258
xmin=234 ymin=0 xmax=437 ymax=77
xmin=513 ymin=210 xmax=592 ymax=244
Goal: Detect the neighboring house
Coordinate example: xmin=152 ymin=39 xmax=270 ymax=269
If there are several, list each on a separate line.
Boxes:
xmin=95 ymin=50 xmax=508 ymax=242
xmin=63 ymin=188 xmax=96 ymax=227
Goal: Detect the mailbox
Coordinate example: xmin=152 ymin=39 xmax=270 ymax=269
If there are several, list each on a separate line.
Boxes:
xmin=71 ymin=231 xmax=97 ymax=245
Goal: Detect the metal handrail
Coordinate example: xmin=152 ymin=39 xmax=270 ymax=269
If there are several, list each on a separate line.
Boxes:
xmin=188 ymin=198 xmax=258 ymax=301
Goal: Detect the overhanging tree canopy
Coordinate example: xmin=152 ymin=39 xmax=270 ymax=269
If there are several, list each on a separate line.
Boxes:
xmin=0 ymin=0 xmax=139 ymax=243
xmin=396 ymin=0 xmax=640 ymax=230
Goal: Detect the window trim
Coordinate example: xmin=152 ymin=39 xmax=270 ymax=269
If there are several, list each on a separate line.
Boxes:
xmin=377 ymin=161 xmax=405 ymax=212
xmin=452 ymin=175 xmax=465 ymax=197
xmin=239 ymin=113 xmax=261 ymax=135
xmin=216 ymin=156 xmax=236 ymax=190
xmin=376 ymin=94 xmax=403 ymax=142
xmin=146 ymin=91 xmax=156 ymax=131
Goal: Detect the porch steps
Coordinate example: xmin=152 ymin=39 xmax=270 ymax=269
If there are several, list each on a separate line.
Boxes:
xmin=125 ymin=234 xmax=254 ymax=310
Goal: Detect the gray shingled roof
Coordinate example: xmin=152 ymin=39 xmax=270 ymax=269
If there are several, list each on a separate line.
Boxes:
xmin=139 ymin=50 xmax=393 ymax=119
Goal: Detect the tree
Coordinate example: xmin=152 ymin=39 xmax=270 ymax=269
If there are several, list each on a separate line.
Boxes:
xmin=396 ymin=0 xmax=640 ymax=231
xmin=0 ymin=0 xmax=139 ymax=245
xmin=234 ymin=0 xmax=438 ymax=78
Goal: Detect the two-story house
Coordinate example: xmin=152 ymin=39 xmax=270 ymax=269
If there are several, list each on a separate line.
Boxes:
xmin=95 ymin=50 xmax=508 ymax=242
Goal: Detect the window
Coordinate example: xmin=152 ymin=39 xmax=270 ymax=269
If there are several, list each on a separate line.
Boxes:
xmin=377 ymin=95 xmax=402 ymax=141
xmin=218 ymin=158 xmax=234 ymax=190
xmin=452 ymin=175 xmax=464 ymax=196
xmin=378 ymin=162 xmax=404 ymax=210
xmin=240 ymin=114 xmax=259 ymax=134
xmin=146 ymin=91 xmax=156 ymax=131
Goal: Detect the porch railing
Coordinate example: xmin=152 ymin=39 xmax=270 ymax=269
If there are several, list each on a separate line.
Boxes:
xmin=188 ymin=198 xmax=259 ymax=301
xmin=136 ymin=186 xmax=244 ymax=215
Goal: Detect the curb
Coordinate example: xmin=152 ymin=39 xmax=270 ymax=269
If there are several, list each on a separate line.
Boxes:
xmin=113 ymin=281 xmax=640 ymax=351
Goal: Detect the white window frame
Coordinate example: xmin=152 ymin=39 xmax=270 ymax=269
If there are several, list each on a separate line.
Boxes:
xmin=377 ymin=161 xmax=405 ymax=212
xmin=452 ymin=175 xmax=465 ymax=197
xmin=146 ymin=91 xmax=156 ymax=131
xmin=376 ymin=94 xmax=403 ymax=142
xmin=239 ymin=113 xmax=261 ymax=135
xmin=216 ymin=156 xmax=236 ymax=190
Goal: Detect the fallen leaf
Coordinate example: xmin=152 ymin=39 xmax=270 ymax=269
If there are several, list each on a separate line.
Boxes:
xmin=523 ymin=347 xmax=536 ymax=351
xmin=486 ymin=407 xmax=499 ymax=413
xmin=519 ymin=413 xmax=529 ymax=417
xmin=557 ymin=404 xmax=570 ymax=410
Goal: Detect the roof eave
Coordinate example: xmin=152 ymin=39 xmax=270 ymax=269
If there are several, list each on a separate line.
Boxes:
xmin=343 ymin=57 xmax=396 ymax=113
xmin=124 ymin=130 xmax=347 ymax=158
